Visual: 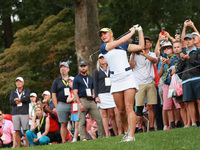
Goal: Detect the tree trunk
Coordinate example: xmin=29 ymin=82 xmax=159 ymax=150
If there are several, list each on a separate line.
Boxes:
xmin=2 ymin=16 xmax=13 ymax=48
xmin=1 ymin=0 xmax=13 ymax=48
xmin=74 ymin=0 xmax=101 ymax=76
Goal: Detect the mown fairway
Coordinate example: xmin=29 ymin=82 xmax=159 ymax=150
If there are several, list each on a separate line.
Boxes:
xmin=5 ymin=127 xmax=200 ymax=150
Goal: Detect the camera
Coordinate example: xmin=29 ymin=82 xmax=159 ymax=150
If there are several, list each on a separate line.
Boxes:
xmin=185 ymin=17 xmax=190 ymax=21
xmin=161 ymin=27 xmax=165 ymax=35
xmin=162 ymin=53 xmax=168 ymax=59
xmin=176 ymin=29 xmax=181 ymax=35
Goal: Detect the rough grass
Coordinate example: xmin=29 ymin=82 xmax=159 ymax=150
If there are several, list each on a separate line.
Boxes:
xmin=4 ymin=127 xmax=200 ymax=150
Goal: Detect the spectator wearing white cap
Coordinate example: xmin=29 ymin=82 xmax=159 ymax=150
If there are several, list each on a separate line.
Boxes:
xmin=9 ymin=77 xmax=30 ymax=147
xmin=177 ymin=34 xmax=200 ymax=127
xmin=51 ymin=62 xmax=71 ymax=143
xmin=192 ymin=32 xmax=200 ymax=48
xmin=42 ymin=91 xmax=55 ymax=111
xmin=93 ymin=54 xmax=119 ymax=137
xmin=29 ymin=93 xmax=37 ymax=127
xmin=158 ymin=42 xmax=181 ymax=129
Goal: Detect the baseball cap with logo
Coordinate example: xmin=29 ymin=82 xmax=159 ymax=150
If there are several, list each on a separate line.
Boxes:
xmin=67 ymin=76 xmax=74 ymax=81
xmin=59 ymin=62 xmax=69 ymax=68
xmin=98 ymin=53 xmax=104 ymax=59
xmin=42 ymin=91 xmax=51 ymax=96
xmin=184 ymin=34 xmax=195 ymax=40
xmin=79 ymin=61 xmax=87 ymax=66
xmin=160 ymin=41 xmax=172 ymax=52
xmin=98 ymin=28 xmax=112 ymax=37
xmin=192 ymin=32 xmax=200 ymax=37
xmin=15 ymin=77 xmax=24 ymax=82
xmin=30 ymin=93 xmax=37 ymax=97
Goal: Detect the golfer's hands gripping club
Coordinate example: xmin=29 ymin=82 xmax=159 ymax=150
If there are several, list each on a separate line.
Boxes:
xmin=134 ymin=24 xmax=142 ymax=31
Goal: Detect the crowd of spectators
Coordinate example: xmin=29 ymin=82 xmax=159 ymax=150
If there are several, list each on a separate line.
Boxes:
xmin=0 ymin=19 xmax=199 ymax=147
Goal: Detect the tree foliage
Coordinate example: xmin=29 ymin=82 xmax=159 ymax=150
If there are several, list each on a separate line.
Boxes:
xmin=0 ymin=0 xmax=74 ymax=51
xmin=0 ymin=8 xmax=76 ymax=112
xmin=99 ymin=0 xmax=200 ymax=45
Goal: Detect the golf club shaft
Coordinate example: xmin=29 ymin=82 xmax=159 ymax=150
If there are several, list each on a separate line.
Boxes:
xmin=89 ymin=30 xmax=131 ymax=59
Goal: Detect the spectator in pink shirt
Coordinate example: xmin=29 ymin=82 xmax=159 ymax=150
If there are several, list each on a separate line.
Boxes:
xmin=0 ymin=110 xmax=16 ymax=148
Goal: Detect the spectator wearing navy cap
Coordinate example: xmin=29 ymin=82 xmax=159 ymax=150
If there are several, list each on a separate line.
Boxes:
xmin=177 ymin=34 xmax=200 ymax=127
xmin=130 ymin=36 xmax=158 ymax=132
xmin=51 ymin=62 xmax=71 ymax=143
xmin=73 ymin=60 xmax=104 ymax=141
xmin=181 ymin=19 xmax=199 ymax=48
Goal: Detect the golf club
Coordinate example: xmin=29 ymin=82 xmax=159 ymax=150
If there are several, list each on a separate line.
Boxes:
xmin=89 ymin=25 xmax=139 ymax=62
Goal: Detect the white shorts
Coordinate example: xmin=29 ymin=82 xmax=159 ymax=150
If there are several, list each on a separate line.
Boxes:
xmin=98 ymin=93 xmax=116 ymax=109
xmin=110 ymin=70 xmax=139 ymax=93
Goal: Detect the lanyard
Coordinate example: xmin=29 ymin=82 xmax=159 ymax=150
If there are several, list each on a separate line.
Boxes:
xmin=49 ymin=98 xmax=52 ymax=104
xmin=2 ymin=120 xmax=5 ymax=131
xmin=31 ymin=103 xmax=35 ymax=110
xmin=100 ymin=67 xmax=109 ymax=77
xmin=62 ymin=79 xmax=68 ymax=87
xmin=37 ymin=116 xmax=44 ymax=132
xmin=83 ymin=77 xmax=89 ymax=88
xmin=70 ymin=90 xmax=74 ymax=98
xmin=16 ymin=88 xmax=23 ymax=98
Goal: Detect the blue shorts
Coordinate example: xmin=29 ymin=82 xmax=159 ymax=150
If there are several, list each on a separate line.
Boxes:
xmin=182 ymin=79 xmax=200 ymax=102
xmin=71 ymin=113 xmax=79 ymax=121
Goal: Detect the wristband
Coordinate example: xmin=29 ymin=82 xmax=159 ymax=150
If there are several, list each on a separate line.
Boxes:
xmin=79 ymin=103 xmax=82 ymax=106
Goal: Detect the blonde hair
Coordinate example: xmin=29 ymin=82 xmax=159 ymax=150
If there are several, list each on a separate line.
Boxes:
xmin=34 ymin=105 xmax=44 ymax=119
xmin=96 ymin=60 xmax=100 ymax=71
xmin=96 ymin=57 xmax=108 ymax=71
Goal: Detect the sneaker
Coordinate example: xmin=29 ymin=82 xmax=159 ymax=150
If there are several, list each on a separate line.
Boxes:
xmin=166 ymin=126 xmax=170 ymax=130
xmin=121 ymin=130 xmax=130 ymax=140
xmin=176 ymin=120 xmax=183 ymax=128
xmin=72 ymin=138 xmax=77 ymax=142
xmin=120 ymin=136 xmax=135 ymax=142
xmin=82 ymin=139 xmax=87 ymax=141
xmin=163 ymin=126 xmax=168 ymax=130
xmin=170 ymin=121 xmax=175 ymax=129
xmin=138 ymin=128 xmax=143 ymax=133
xmin=192 ymin=123 xmax=197 ymax=127
xmin=149 ymin=127 xmax=155 ymax=132
xmin=196 ymin=121 xmax=200 ymax=127
xmin=106 ymin=135 xmax=109 ymax=138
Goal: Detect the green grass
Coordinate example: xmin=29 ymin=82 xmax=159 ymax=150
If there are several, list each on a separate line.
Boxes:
xmin=5 ymin=127 xmax=200 ymax=150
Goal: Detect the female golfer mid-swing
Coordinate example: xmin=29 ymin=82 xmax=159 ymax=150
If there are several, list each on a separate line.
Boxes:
xmin=99 ymin=25 xmax=144 ymax=142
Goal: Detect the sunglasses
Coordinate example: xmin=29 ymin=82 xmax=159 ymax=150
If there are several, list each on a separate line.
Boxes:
xmin=35 ymin=105 xmax=41 ymax=108
xmin=163 ymin=46 xmax=172 ymax=50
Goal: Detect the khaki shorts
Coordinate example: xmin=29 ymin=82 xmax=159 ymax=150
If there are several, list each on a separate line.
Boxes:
xmin=12 ymin=114 xmax=29 ymax=131
xmin=135 ymin=81 xmax=157 ymax=106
